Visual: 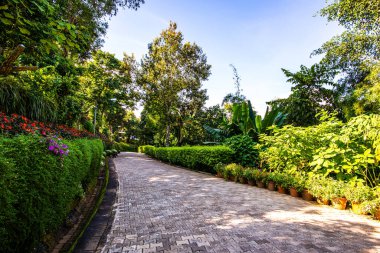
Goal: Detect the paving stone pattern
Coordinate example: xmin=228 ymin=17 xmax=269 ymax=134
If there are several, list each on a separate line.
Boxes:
xmin=102 ymin=152 xmax=380 ymax=253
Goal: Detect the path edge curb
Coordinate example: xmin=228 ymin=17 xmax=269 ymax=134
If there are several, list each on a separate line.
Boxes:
xmin=66 ymin=158 xmax=110 ymax=253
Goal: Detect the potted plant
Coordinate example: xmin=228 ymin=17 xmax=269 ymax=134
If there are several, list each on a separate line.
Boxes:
xmin=255 ymin=170 xmax=268 ymax=188
xmin=237 ymin=168 xmax=248 ymax=184
xmin=288 ymin=173 xmax=305 ymax=197
xmin=329 ymin=180 xmax=347 ymax=210
xmin=230 ymin=164 xmax=244 ymax=183
xmin=214 ymin=163 xmax=225 ymax=178
xmin=362 ymin=198 xmax=380 ymax=219
xmin=344 ymin=183 xmax=374 ymax=215
xmin=243 ymin=169 xmax=256 ymax=186
xmin=302 ymin=177 xmax=315 ymax=201
xmin=265 ymin=172 xmax=277 ymax=191
xmin=307 ymin=176 xmax=334 ymax=205
xmin=271 ymin=172 xmax=289 ymax=194
xmin=223 ymin=163 xmax=235 ymax=181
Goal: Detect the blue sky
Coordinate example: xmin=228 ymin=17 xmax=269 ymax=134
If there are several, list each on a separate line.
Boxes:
xmin=102 ymin=0 xmax=342 ymax=116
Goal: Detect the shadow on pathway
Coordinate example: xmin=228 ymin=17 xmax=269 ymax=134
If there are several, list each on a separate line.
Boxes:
xmin=99 ymin=153 xmax=380 ymax=253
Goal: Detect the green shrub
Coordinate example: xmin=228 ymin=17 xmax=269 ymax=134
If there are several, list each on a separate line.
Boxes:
xmin=224 ymin=135 xmax=259 ymax=167
xmin=310 ymin=114 xmax=380 ymax=185
xmin=214 ymin=163 xmax=226 ymax=176
xmin=260 ymin=113 xmax=380 ymax=186
xmin=306 ymin=176 xmax=344 ymax=200
xmin=114 ymin=142 xmax=137 ymax=152
xmin=139 ymin=145 xmax=155 ymax=154
xmin=0 ymin=135 xmax=103 ymax=252
xmin=287 ymin=173 xmax=306 ymax=192
xmin=260 ymin=116 xmax=342 ymax=174
xmin=243 ymin=169 xmax=255 ymax=181
xmin=224 ymin=163 xmax=244 ymax=182
xmin=362 ymin=198 xmax=380 ymax=216
xmin=344 ymin=183 xmax=375 ymax=204
xmin=83 ymin=120 xmax=95 ymax=133
xmin=256 ymin=170 xmax=268 ymax=183
xmin=268 ymin=172 xmax=290 ymax=188
xmin=141 ymin=146 xmax=233 ymax=173
xmin=223 ymin=163 xmax=235 ymax=180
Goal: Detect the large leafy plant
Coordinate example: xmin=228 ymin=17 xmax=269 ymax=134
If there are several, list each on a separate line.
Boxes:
xmin=224 ymin=135 xmax=259 ymax=167
xmin=310 ymin=114 xmax=380 ymax=186
xmin=260 ymin=112 xmax=342 ymax=173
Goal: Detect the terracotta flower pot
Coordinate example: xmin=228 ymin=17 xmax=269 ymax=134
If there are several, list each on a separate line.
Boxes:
xmin=248 ymin=180 xmax=255 ymax=186
xmin=302 ymin=190 xmax=314 ymax=201
xmin=277 ymin=186 xmax=287 ymax=194
xmin=317 ymin=198 xmax=330 ymax=205
xmin=351 ymin=202 xmax=364 ymax=215
xmin=375 ymin=208 xmax=380 ymax=220
xmin=332 ymin=197 xmax=347 ymax=210
xmin=256 ymin=181 xmax=265 ymax=188
xmin=289 ymin=187 xmax=299 ymax=197
xmin=267 ymin=181 xmax=276 ymax=191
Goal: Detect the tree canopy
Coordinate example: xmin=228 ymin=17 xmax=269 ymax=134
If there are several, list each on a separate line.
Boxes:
xmin=313 ymin=0 xmax=380 ymax=118
xmin=139 ymin=22 xmax=211 ymax=146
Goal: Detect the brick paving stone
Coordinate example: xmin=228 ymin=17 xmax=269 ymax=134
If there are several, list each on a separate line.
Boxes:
xmin=101 ymin=152 xmax=380 ymax=253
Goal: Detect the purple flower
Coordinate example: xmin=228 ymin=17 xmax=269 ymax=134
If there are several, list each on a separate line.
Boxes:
xmin=48 ymin=145 xmax=55 ymax=151
xmin=62 ymin=144 xmax=68 ymax=149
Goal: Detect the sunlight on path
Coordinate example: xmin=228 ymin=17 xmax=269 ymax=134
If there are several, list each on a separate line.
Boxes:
xmin=101 ymin=152 xmax=380 ymax=253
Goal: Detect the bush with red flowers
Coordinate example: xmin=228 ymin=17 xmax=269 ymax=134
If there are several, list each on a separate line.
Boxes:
xmin=0 ymin=111 xmax=96 ymax=139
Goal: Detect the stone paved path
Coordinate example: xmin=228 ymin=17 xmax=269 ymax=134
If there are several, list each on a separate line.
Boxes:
xmin=101 ymin=152 xmax=380 ymax=253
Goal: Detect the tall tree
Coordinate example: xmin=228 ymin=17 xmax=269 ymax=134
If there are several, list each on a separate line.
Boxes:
xmin=313 ymin=0 xmax=380 ymax=117
xmin=79 ymin=50 xmax=139 ymax=134
xmin=0 ymin=0 xmax=144 ymax=65
xmin=274 ymin=64 xmax=338 ymax=126
xmin=139 ymin=22 xmax=211 ymax=146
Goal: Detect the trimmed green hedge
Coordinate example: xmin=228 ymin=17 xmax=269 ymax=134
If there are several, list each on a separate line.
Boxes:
xmin=139 ymin=145 xmax=234 ymax=173
xmin=113 ymin=142 xmax=137 ymax=152
xmin=138 ymin=145 xmax=155 ymax=154
xmin=0 ymin=135 xmax=103 ymax=252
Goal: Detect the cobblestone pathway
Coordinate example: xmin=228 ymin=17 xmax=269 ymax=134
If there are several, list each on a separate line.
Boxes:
xmin=102 ymin=152 xmax=380 ymax=253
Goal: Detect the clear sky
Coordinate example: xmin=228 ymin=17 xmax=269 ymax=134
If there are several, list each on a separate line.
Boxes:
xmin=102 ymin=0 xmax=342 ymax=116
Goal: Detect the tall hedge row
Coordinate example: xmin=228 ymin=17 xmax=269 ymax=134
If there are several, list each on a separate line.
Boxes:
xmin=141 ymin=145 xmax=234 ymax=173
xmin=0 ymin=135 xmax=103 ymax=252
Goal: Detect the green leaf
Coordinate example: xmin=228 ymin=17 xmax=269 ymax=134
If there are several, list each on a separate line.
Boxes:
xmin=3 ymin=12 xmax=14 ymax=19
xmin=0 ymin=5 xmax=8 ymax=10
xmin=0 ymin=17 xmax=12 ymax=25
xmin=19 ymin=27 xmax=31 ymax=35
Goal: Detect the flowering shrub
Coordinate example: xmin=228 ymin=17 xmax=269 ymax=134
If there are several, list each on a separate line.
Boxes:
xmin=47 ymin=137 xmax=69 ymax=157
xmin=0 ymin=135 xmax=104 ymax=252
xmin=0 ymin=111 xmax=96 ymax=139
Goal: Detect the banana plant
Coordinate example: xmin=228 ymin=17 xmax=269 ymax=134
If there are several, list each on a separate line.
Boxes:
xmin=255 ymin=106 xmax=287 ymax=134
xmin=204 ymin=101 xmax=287 ymax=142
xmin=231 ymin=100 xmax=256 ymax=135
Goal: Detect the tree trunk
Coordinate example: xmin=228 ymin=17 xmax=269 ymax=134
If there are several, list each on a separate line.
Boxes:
xmin=177 ymin=121 xmax=183 ymax=146
xmin=165 ymin=124 xmax=170 ymax=147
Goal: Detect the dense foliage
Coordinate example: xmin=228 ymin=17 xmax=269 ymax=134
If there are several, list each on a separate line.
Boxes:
xmin=140 ymin=145 xmax=234 ymax=173
xmin=139 ymin=22 xmax=211 ymax=146
xmin=260 ymin=113 xmax=380 ymax=187
xmin=0 ymin=135 xmax=103 ymax=252
xmin=224 ymin=135 xmax=259 ymax=167
xmin=113 ymin=142 xmax=138 ymax=152
xmin=0 ymin=0 xmax=144 ymax=63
